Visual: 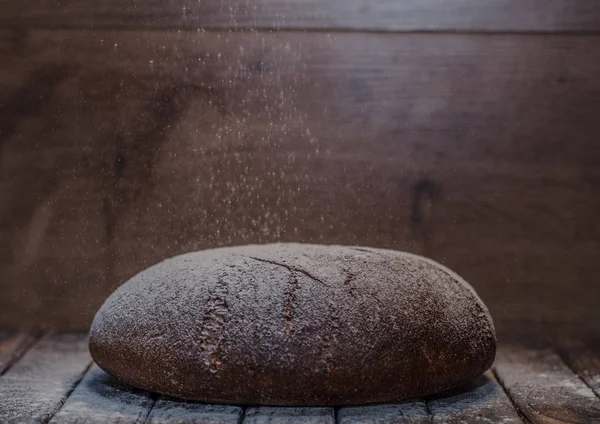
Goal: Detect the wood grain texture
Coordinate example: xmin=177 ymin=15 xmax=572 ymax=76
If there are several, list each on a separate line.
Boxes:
xmin=1 ymin=0 xmax=600 ymax=32
xmin=337 ymin=402 xmax=430 ymax=423
xmin=494 ymin=344 xmax=600 ymax=423
xmin=50 ymin=365 xmax=155 ymax=424
xmin=556 ymin=338 xmax=600 ymax=398
xmin=243 ymin=407 xmax=335 ymax=424
xmin=0 ymin=329 xmax=39 ymax=375
xmin=0 ymin=332 xmax=92 ymax=423
xmin=2 ymin=332 xmax=90 ymax=380
xmin=0 ymin=29 xmax=599 ymax=334
xmin=147 ymin=399 xmax=243 ymax=424
xmin=4 ymin=330 xmax=600 ymax=424
xmin=427 ymin=371 xmax=522 ymax=423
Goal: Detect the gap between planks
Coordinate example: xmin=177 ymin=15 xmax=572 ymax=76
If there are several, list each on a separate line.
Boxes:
xmin=2 ymin=329 xmax=598 ymax=424
xmin=553 ymin=339 xmax=600 ymax=400
xmin=556 ymin=351 xmax=600 ymax=402
xmin=423 ymin=401 xmax=433 ymax=421
xmin=490 ymin=368 xmax=529 ymax=423
xmin=0 ymin=328 xmax=42 ymax=377
xmin=47 ymin=360 xmax=95 ymax=422
xmin=493 ymin=342 xmax=600 ymax=424
xmin=238 ymin=406 xmax=248 ymax=424
xmin=0 ymin=330 xmax=93 ymax=423
xmin=141 ymin=395 xmax=160 ymax=424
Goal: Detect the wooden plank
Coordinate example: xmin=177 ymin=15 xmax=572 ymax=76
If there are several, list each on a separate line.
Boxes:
xmin=494 ymin=344 xmax=600 ymax=424
xmin=2 ymin=332 xmax=91 ymax=381
xmin=1 ymin=0 xmax=600 ymax=32
xmin=338 ymin=402 xmax=430 ymax=423
xmin=0 ymin=30 xmax=599 ymax=335
xmin=49 ymin=365 xmax=154 ymax=424
xmin=0 ymin=332 xmax=92 ymax=423
xmin=0 ymin=328 xmax=38 ymax=375
xmin=426 ymin=371 xmax=522 ymax=423
xmin=555 ymin=338 xmax=600 ymax=398
xmin=147 ymin=399 xmax=243 ymax=424
xmin=243 ymin=407 xmax=335 ymax=424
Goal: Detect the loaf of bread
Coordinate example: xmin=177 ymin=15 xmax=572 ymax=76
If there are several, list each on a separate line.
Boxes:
xmin=89 ymin=244 xmax=496 ymax=405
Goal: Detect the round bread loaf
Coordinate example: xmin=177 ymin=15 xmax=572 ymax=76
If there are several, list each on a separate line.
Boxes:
xmin=89 ymin=243 xmax=496 ymax=405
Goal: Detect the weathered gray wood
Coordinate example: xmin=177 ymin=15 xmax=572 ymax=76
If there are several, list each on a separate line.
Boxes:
xmin=243 ymin=407 xmax=335 ymax=424
xmin=0 ymin=332 xmax=92 ymax=423
xmin=556 ymin=338 xmax=600 ymax=398
xmin=0 ymin=334 xmax=598 ymax=423
xmin=147 ymin=398 xmax=243 ymax=424
xmin=427 ymin=371 xmax=522 ymax=423
xmin=3 ymin=332 xmax=90 ymax=381
xmin=494 ymin=344 xmax=600 ymax=424
xmin=0 ymin=328 xmax=38 ymax=375
xmin=338 ymin=401 xmax=430 ymax=423
xmin=49 ymin=365 xmax=154 ymax=423
xmin=1 ymin=0 xmax=600 ymax=32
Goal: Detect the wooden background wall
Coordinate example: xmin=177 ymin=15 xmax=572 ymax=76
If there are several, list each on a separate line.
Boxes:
xmin=1 ymin=0 xmax=599 ymax=338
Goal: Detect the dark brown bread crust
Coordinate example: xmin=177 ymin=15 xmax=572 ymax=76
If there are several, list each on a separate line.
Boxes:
xmin=89 ymin=244 xmax=496 ymax=405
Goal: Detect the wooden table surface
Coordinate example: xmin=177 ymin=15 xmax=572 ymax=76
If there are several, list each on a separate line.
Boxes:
xmin=1 ymin=328 xmax=599 ymax=423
